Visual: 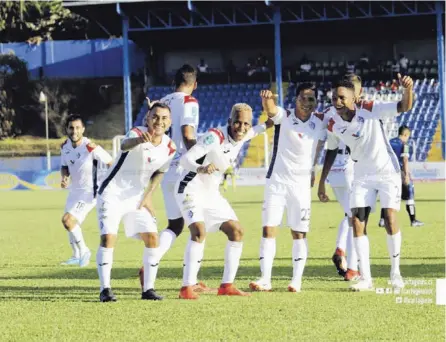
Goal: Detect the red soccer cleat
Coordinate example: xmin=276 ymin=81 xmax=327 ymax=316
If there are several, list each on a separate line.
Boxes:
xmin=192 ymin=281 xmax=218 ymax=293
xmin=179 ymin=286 xmax=200 ymax=300
xmin=344 ymin=268 xmax=361 ymax=281
xmin=217 ymin=283 xmax=251 ymax=296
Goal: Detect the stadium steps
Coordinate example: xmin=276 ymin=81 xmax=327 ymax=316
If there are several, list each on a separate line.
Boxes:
xmin=427 ymin=121 xmax=443 ymax=161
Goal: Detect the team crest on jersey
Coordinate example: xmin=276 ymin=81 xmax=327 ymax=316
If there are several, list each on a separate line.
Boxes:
xmin=70 ymin=160 xmax=75 ymax=164
xmin=203 ymin=134 xmax=215 ymax=145
xmin=357 ymin=116 xmax=364 ymax=123
xmin=309 ymin=121 xmax=315 ymax=130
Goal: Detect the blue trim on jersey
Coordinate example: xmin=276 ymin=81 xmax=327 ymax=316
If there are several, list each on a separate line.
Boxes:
xmin=266 ymin=124 xmax=281 ymax=179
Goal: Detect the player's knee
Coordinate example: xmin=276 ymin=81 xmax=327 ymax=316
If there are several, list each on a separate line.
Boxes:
xmin=351 ymin=207 xmax=370 ymax=223
xmin=189 ymin=223 xmax=206 ymax=243
xmin=167 ymin=217 xmax=184 ymax=236
xmin=61 ymin=213 xmax=75 ymax=230
xmin=100 ymin=234 xmax=116 ymax=248
xmin=230 ymin=224 xmax=244 ymax=242
xmin=262 ymin=226 xmax=276 ymax=238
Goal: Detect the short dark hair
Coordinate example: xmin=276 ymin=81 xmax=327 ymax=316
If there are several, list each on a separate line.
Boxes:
xmin=398 ymin=125 xmax=411 ymax=135
xmin=174 ymin=64 xmax=197 ymax=88
xmin=343 ymin=73 xmax=362 ymax=85
xmin=149 ymin=102 xmax=171 ymax=114
xmin=295 ymin=82 xmax=317 ymax=97
xmin=333 ymin=79 xmax=355 ymax=91
xmin=65 ymin=114 xmax=84 ymax=128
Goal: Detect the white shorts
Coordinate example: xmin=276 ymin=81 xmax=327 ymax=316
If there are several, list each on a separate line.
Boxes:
xmin=96 ymin=195 xmax=157 ymax=239
xmin=327 ymin=168 xmax=353 ymax=188
xmin=175 ymin=190 xmax=238 ymax=233
xmin=331 ymin=186 xmax=352 ymax=217
xmin=350 ymin=174 xmax=402 ymax=212
xmin=161 ymin=181 xmax=183 ymax=220
xmin=64 ymin=191 xmax=96 ymax=224
xmin=262 ymin=180 xmax=311 ymax=232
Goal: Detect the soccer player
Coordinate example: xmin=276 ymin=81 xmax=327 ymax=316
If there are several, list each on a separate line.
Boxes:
xmin=95 ymin=103 xmax=176 ymax=302
xmin=176 ymin=103 xmax=269 ymax=300
xmin=318 ymin=74 xmax=414 ymax=291
xmin=249 ymin=84 xmax=328 ymax=293
xmin=60 ymin=114 xmax=112 ymax=267
xmin=157 ymin=65 xmax=200 ymax=258
xmin=379 ymin=125 xmax=424 ymax=227
xmin=314 ymin=74 xmax=362 ymax=280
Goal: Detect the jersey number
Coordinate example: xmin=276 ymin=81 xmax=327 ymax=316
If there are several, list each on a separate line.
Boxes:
xmin=300 ymin=208 xmax=311 ymax=221
xmin=75 ymin=202 xmax=85 ymax=211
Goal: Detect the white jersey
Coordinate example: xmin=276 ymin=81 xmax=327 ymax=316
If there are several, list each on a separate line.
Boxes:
xmin=326 ymin=100 xmax=400 ymax=178
xmin=98 ymin=126 xmax=176 ymax=199
xmin=159 ymin=92 xmax=199 ymax=182
xmin=61 ymin=137 xmax=112 ymax=195
xmin=267 ymin=107 xmax=327 ymax=184
xmin=178 ymin=124 xmax=266 ymax=194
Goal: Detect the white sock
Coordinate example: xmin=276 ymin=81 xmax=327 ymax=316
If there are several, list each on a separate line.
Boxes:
xmin=387 ymin=231 xmax=402 ymax=276
xmin=68 ymin=232 xmax=80 ymax=258
xmin=182 ymin=239 xmax=205 ymax=287
xmin=354 ymin=236 xmax=371 ymax=281
xmin=260 ymin=238 xmax=276 ymax=282
xmin=346 ymin=225 xmax=358 ymax=271
xmin=158 ymin=229 xmax=177 ymax=259
xmin=143 ymin=247 xmax=160 ymax=291
xmin=292 ymin=238 xmax=308 ymax=283
xmin=69 ymin=225 xmax=88 ymax=254
xmin=222 ymin=241 xmax=243 ymax=284
xmin=96 ymin=247 xmax=114 ymax=290
xmin=336 ymin=216 xmax=349 ymax=252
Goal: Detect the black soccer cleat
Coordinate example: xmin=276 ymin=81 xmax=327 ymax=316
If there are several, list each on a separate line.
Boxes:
xmin=100 ymin=288 xmax=117 ymax=302
xmin=141 ymin=289 xmax=164 ymax=301
xmin=331 ymin=253 xmax=347 ymax=277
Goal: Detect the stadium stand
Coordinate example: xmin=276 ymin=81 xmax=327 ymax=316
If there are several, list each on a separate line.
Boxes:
xmin=135 ymin=67 xmax=439 ymax=165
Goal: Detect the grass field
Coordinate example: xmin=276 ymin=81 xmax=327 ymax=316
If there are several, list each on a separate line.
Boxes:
xmin=0 ymin=183 xmax=444 ymax=341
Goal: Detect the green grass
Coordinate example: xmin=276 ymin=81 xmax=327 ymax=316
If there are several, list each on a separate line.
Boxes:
xmin=0 ymin=183 xmax=444 ymax=341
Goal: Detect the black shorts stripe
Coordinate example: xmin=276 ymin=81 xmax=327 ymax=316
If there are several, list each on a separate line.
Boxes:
xmin=98 ymin=152 xmax=129 ymax=195
xmin=178 ymin=171 xmax=197 ymax=194
xmin=92 ymin=159 xmax=98 ymax=198
xmin=266 ymin=124 xmax=281 ymax=179
xmin=177 ymin=155 xmax=206 ymax=194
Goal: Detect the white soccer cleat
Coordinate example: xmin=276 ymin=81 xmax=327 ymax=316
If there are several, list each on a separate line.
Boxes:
xmin=79 ymin=249 xmax=91 ymax=267
xmin=349 ymin=277 xmax=374 ymax=292
xmin=61 ymin=257 xmax=80 ymax=266
xmin=249 ymin=278 xmax=272 ymax=292
xmin=287 ymin=280 xmax=302 ymax=293
xmin=391 ymin=274 xmax=405 ymax=289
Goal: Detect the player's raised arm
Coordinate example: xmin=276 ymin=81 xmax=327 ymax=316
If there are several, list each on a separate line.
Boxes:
xmin=260 ymin=90 xmax=279 ymax=118
xmin=396 ymin=73 xmax=414 ymax=113
xmin=121 ymin=127 xmax=152 ymax=151
xmin=180 ymin=129 xmax=222 ymax=174
xmin=181 ymin=95 xmax=199 ymax=150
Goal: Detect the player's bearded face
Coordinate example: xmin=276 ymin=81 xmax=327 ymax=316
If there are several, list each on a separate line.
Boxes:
xmin=332 ymin=87 xmax=355 ymax=117
xmin=230 ymin=110 xmax=252 ymax=142
xmin=295 ymin=90 xmax=316 ymax=116
xmin=148 ymin=108 xmax=172 ymax=136
xmin=66 ymin=120 xmax=85 ymax=143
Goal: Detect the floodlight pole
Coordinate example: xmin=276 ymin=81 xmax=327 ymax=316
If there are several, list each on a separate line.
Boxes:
xmin=117 ymin=3 xmax=133 ymax=132
xmin=436 ymin=1 xmax=445 ymax=159
xmin=273 ymin=7 xmax=283 ymax=109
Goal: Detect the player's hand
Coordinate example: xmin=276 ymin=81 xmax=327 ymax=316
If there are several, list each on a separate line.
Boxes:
xmin=139 ymin=131 xmax=152 ymax=144
xmin=259 ymin=90 xmax=276 ymax=100
xmin=61 ymin=176 xmax=69 ymax=188
xmin=197 ymin=163 xmax=219 ymax=174
xmin=397 ymin=73 xmax=413 ymax=89
xmin=146 ymin=96 xmax=159 ymax=109
xmin=139 ymin=196 xmax=156 ymax=218
xmin=318 ymin=182 xmax=329 ymax=202
xmin=310 ymin=170 xmax=316 ymax=187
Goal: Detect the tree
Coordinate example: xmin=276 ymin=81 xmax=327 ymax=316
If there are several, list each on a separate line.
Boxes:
xmin=0 ymin=0 xmax=88 ymax=43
